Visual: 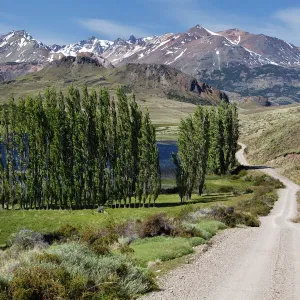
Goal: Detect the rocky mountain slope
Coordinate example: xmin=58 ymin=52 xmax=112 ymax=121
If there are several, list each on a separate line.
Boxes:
xmin=0 ymin=56 xmax=227 ymax=106
xmin=0 ymin=62 xmax=44 ymax=82
xmin=0 ymin=30 xmax=50 ymax=63
xmin=2 ymin=26 xmax=300 ymax=71
xmin=219 ymin=28 xmax=300 ymax=67
xmin=197 ymin=64 xmax=300 ymax=105
xmin=1 ymin=26 xmax=300 ymax=104
xmin=101 ymin=25 xmax=300 ymax=73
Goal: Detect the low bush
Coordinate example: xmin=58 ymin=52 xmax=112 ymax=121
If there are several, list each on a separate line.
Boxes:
xmin=218 ymin=186 xmax=234 ymax=193
xmin=0 ymin=241 xmax=156 ymax=299
xmin=139 ymin=213 xmax=174 ymax=238
xmin=115 ymin=220 xmax=140 ymax=243
xmin=252 ymin=174 xmax=284 ymax=189
xmin=244 ymin=188 xmax=254 ymax=194
xmin=56 ymin=224 xmax=79 ymax=240
xmin=238 ymin=192 xmax=277 ymax=217
xmin=181 ymin=220 xmax=227 ymax=240
xmin=238 ymin=169 xmax=248 ymax=177
xmin=0 ymin=278 xmax=10 ymax=300
xmin=90 ymin=238 xmax=111 ymax=256
xmin=119 ymin=244 xmax=135 ymax=255
xmin=11 ymin=265 xmax=69 ymax=299
xmin=189 ymin=237 xmax=206 ymax=247
xmin=209 ymin=206 xmax=260 ymax=227
xmin=48 ymin=243 xmax=155 ymax=298
xmin=7 ymin=229 xmax=48 ymax=250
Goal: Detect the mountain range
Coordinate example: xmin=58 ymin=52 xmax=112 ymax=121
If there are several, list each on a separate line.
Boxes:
xmin=1 ymin=26 xmax=300 ymax=104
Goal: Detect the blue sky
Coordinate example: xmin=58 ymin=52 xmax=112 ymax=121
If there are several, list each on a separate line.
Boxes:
xmin=1 ymin=0 xmax=300 ymax=45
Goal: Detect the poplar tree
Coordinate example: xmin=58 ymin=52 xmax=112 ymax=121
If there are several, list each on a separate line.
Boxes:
xmin=193 ymin=106 xmax=210 ymax=195
xmin=0 ymin=85 xmax=161 ymax=210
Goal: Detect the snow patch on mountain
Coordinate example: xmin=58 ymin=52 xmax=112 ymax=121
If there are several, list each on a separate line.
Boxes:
xmin=50 ymin=37 xmax=113 ymax=57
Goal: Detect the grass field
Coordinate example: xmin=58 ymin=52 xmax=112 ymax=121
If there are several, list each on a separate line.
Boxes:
xmin=0 ymin=192 xmax=250 ymax=247
xmin=239 ymin=105 xmax=300 ymax=184
xmin=0 ymin=173 xmax=271 ymax=247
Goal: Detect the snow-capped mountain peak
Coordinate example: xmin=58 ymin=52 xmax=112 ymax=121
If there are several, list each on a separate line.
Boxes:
xmin=50 ymin=37 xmax=114 ymax=57
xmin=1 ymin=25 xmax=300 ymax=71
xmin=0 ymin=30 xmax=50 ymax=63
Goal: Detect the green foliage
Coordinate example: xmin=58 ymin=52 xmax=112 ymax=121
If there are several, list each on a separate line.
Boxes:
xmin=48 ymin=243 xmax=155 ymax=298
xmin=11 ymin=265 xmax=69 ymax=300
xmin=0 ymin=86 xmax=160 ymax=210
xmin=55 ymin=224 xmax=79 ymax=240
xmin=174 ymin=101 xmax=239 ymax=202
xmin=189 ymin=237 xmax=206 ymax=247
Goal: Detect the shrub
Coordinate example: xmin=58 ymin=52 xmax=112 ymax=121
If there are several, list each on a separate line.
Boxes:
xmin=189 ymin=237 xmax=206 ymax=247
xmin=48 ymin=243 xmax=155 ymax=298
xmin=56 ymin=224 xmax=79 ymax=240
xmin=208 ymin=206 xmax=260 ymax=227
xmin=81 ymin=226 xmax=118 ymax=246
xmin=67 ymin=274 xmax=95 ymax=299
xmin=244 ymin=175 xmax=253 ymax=182
xmin=176 ymin=223 xmax=201 ymax=238
xmin=177 ymin=205 xmax=195 ymax=220
xmin=244 ymin=188 xmax=254 ymax=194
xmin=232 ymin=189 xmax=240 ymax=196
xmin=119 ymin=244 xmax=135 ymax=255
xmin=35 ymin=253 xmax=61 ymax=265
xmin=8 ymin=229 xmax=48 ymax=250
xmin=90 ymin=238 xmax=111 ymax=256
xmin=252 ymin=174 xmax=284 ymax=189
xmin=218 ymin=186 xmax=234 ymax=193
xmin=0 ymin=278 xmax=10 ymax=300
xmin=184 ymin=208 xmax=212 ymax=223
xmin=139 ymin=213 xmax=174 ymax=238
xmin=11 ymin=265 xmax=68 ymax=299
xmin=238 ymin=169 xmax=248 ymax=177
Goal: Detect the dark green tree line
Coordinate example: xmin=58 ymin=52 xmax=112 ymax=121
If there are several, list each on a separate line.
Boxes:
xmin=173 ymin=101 xmax=239 ymax=202
xmin=0 ymin=86 xmax=160 ymax=209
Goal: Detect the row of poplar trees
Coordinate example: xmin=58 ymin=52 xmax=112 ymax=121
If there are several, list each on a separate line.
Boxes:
xmin=0 ymin=86 xmax=161 ymax=210
xmin=173 ymin=101 xmax=239 ymax=202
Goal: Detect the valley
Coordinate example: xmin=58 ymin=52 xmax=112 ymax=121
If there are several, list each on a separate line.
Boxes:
xmin=0 ymin=7 xmax=300 ymax=299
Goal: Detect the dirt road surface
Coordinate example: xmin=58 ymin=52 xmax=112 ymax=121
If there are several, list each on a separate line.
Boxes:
xmin=142 ymin=143 xmax=300 ymax=300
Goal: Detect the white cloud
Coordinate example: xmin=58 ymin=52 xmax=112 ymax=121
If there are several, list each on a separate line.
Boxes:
xmin=78 ymin=19 xmax=152 ymax=39
xmin=274 ymin=8 xmax=300 ymax=26
xmin=151 ymin=0 xmax=240 ymax=32
xmin=269 ymin=8 xmax=300 ymax=45
xmin=155 ymin=0 xmax=300 ymax=46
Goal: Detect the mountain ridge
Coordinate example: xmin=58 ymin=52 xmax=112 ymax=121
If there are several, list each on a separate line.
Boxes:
xmin=0 ymin=56 xmax=227 ymax=106
xmin=1 ymin=26 xmax=300 ymax=69
xmin=1 ymin=26 xmax=300 ymax=104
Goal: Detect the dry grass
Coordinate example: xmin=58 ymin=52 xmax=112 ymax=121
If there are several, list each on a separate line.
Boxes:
xmin=239 ymin=105 xmax=300 ymax=184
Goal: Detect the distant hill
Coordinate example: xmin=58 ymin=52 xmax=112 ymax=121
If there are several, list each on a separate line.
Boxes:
xmin=197 ymin=64 xmax=300 ymax=105
xmin=240 ymin=105 xmax=300 ymax=184
xmin=0 ymin=56 xmax=227 ymax=107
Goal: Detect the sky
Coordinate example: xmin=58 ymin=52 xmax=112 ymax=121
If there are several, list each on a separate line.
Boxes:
xmin=1 ymin=0 xmax=300 ymax=46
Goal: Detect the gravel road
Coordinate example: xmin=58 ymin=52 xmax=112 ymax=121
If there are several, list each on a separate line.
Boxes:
xmin=142 ymin=143 xmax=300 ymax=300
